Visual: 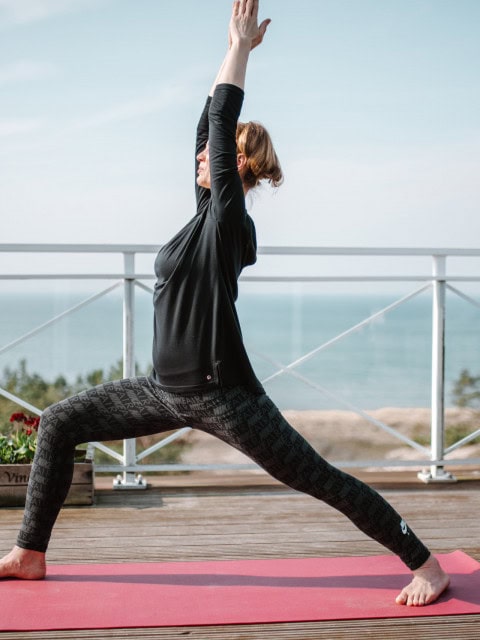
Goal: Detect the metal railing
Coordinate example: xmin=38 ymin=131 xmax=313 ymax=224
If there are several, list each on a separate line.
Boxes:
xmin=1 ymin=243 xmax=480 ymax=486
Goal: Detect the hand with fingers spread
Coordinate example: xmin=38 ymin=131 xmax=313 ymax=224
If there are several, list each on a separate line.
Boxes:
xmin=229 ymin=0 xmax=271 ymax=50
xmin=210 ymin=0 xmax=271 ymax=92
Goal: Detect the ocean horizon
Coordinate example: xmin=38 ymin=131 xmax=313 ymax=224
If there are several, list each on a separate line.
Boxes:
xmin=1 ymin=288 xmax=480 ymax=411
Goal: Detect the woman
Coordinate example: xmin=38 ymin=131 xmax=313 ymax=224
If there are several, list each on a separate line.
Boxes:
xmin=0 ymin=0 xmax=449 ymax=607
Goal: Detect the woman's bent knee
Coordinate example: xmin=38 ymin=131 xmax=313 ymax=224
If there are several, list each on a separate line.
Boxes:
xmin=37 ymin=403 xmax=74 ymax=447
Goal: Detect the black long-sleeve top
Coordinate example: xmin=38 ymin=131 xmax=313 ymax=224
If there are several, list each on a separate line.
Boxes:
xmin=151 ymin=83 xmax=264 ymax=394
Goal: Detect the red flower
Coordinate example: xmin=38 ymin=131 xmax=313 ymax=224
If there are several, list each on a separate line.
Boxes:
xmin=9 ymin=412 xmax=26 ymax=423
xmin=9 ymin=413 xmax=40 ymax=429
xmin=25 ymin=428 xmax=33 ymax=436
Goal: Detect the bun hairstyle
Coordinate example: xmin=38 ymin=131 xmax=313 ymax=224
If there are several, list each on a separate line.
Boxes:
xmin=236 ymin=121 xmax=284 ymax=190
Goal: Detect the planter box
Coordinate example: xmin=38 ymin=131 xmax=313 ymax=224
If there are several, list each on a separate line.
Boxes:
xmin=0 ymin=462 xmax=94 ymax=507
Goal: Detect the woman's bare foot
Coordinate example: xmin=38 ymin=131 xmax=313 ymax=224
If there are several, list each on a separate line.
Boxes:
xmin=396 ymin=554 xmax=450 ymax=606
xmin=0 ymin=545 xmax=46 ymax=580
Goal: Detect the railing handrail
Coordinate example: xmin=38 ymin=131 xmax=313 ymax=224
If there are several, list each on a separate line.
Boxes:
xmin=2 ymin=243 xmax=480 ymax=257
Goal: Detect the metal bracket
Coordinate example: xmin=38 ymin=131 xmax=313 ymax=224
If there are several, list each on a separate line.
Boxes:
xmin=113 ymin=474 xmax=148 ymax=490
xmin=417 ymin=469 xmax=457 ymax=484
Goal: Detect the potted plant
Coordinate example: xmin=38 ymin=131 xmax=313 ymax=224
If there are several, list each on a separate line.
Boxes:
xmin=0 ymin=412 xmax=94 ymax=507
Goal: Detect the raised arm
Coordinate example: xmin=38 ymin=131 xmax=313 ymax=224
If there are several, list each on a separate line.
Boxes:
xmin=209 ymin=0 xmax=271 ymax=96
xmin=204 ymin=0 xmax=271 ymax=224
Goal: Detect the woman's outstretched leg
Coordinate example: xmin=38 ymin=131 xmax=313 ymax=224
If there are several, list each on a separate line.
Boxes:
xmin=193 ymin=387 xmax=449 ymax=606
xmin=0 ymin=377 xmax=181 ymax=579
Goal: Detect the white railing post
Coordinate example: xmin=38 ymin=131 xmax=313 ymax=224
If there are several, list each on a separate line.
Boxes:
xmin=113 ymin=251 xmax=147 ymax=490
xmin=418 ymin=255 xmax=455 ymax=483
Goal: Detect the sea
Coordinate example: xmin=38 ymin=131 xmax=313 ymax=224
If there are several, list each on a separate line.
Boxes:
xmin=1 ymin=287 xmax=480 ymax=410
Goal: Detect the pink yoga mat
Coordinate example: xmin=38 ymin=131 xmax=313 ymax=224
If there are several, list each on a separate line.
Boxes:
xmin=1 ymin=551 xmax=479 ymax=631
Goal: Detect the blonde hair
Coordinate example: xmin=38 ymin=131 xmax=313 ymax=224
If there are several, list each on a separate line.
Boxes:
xmin=236 ymin=121 xmax=284 ymax=190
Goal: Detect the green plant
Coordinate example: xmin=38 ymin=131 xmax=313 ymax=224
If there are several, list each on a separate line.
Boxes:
xmin=444 ymin=423 xmax=480 ymax=448
xmin=0 ymin=411 xmax=90 ymax=465
xmin=411 ymin=422 xmax=430 ymax=446
xmin=412 ymin=421 xmax=480 ymax=448
xmin=452 ymin=369 xmax=480 ymax=409
xmin=0 ymin=412 xmax=40 ymax=464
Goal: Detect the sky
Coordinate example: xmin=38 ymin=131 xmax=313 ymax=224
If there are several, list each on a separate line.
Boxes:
xmin=1 ymin=0 xmax=480 ymax=254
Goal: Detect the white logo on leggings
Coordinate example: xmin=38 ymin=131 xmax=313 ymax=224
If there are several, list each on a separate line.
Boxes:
xmin=400 ymin=519 xmax=409 ymax=535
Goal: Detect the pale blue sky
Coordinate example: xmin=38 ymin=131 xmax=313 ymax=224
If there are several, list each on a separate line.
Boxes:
xmin=1 ymin=0 xmax=480 ymax=249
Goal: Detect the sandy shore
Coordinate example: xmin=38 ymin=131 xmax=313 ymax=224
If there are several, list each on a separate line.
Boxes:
xmin=178 ymin=407 xmax=480 ymax=468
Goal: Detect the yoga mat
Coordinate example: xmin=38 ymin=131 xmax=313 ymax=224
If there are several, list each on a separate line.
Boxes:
xmin=1 ymin=551 xmax=479 ymax=631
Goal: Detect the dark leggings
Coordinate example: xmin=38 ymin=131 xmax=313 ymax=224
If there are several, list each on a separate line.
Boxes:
xmin=17 ymin=377 xmax=430 ymax=570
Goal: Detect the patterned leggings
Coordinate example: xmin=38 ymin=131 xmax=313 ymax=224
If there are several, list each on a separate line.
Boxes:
xmin=17 ymin=377 xmax=430 ymax=570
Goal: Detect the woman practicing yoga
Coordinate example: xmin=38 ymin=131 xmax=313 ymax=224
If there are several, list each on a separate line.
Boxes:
xmin=0 ymin=0 xmax=449 ymax=606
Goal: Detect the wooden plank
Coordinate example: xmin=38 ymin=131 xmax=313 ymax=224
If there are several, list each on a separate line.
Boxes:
xmin=0 ymin=615 xmax=480 ymax=640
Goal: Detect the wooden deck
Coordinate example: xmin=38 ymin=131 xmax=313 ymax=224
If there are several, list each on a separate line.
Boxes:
xmin=1 ymin=470 xmax=480 ymax=639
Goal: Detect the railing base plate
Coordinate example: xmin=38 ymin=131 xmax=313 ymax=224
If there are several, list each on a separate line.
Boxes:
xmin=417 ymin=469 xmax=457 ymax=484
xmin=113 ymin=474 xmax=148 ymax=490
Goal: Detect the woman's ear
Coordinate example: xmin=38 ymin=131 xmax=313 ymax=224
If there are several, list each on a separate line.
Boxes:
xmin=237 ymin=152 xmax=247 ymax=175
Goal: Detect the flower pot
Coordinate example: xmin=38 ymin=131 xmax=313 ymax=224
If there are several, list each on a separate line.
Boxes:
xmin=0 ymin=461 xmax=94 ymax=507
